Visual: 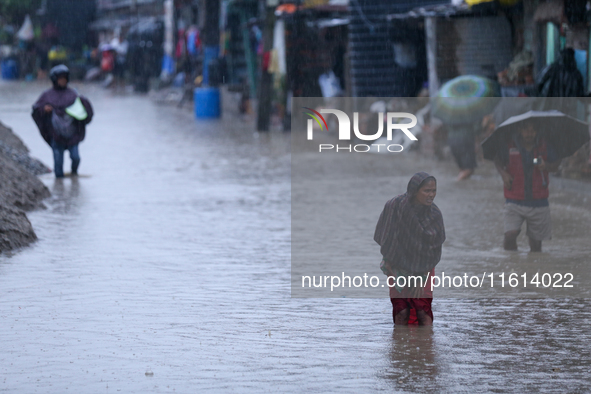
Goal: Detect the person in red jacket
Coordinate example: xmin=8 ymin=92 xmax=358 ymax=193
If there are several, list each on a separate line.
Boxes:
xmin=494 ymin=121 xmax=560 ymax=252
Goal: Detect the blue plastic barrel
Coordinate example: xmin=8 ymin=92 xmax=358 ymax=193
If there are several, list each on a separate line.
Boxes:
xmin=1 ymin=59 xmax=19 ymax=80
xmin=194 ymin=87 xmax=221 ymax=119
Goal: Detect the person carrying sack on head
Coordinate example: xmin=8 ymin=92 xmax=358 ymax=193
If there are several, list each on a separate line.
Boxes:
xmin=32 ymin=64 xmax=94 ymax=178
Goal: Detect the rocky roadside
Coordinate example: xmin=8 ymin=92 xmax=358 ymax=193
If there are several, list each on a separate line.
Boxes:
xmin=0 ymin=121 xmax=51 ymax=252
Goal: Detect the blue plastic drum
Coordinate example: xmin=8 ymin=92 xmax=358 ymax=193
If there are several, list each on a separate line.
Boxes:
xmin=1 ymin=59 xmax=19 ymax=80
xmin=194 ymin=87 xmax=221 ymax=119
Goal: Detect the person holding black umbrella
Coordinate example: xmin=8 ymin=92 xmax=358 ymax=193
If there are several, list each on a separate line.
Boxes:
xmin=493 ymin=120 xmax=560 ymax=252
xmin=482 ymin=110 xmax=589 ymax=252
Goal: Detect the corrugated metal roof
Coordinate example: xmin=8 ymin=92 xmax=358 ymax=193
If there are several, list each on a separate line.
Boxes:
xmin=313 ymin=18 xmax=350 ymax=28
xmin=387 ymin=2 xmax=471 ymax=20
xmin=90 ymin=15 xmax=162 ymax=31
xmin=97 ymin=0 xmax=160 ymax=11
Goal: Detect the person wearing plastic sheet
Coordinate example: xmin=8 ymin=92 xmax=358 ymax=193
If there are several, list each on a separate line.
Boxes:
xmin=32 ymin=65 xmax=93 ymax=178
xmin=374 ymin=172 xmax=446 ymax=326
xmin=494 ymin=121 xmax=560 ymax=252
xmin=537 ymin=48 xmax=585 ymax=98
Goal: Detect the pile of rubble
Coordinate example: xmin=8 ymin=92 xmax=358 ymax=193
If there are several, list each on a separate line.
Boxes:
xmin=0 ymin=122 xmax=50 ymax=252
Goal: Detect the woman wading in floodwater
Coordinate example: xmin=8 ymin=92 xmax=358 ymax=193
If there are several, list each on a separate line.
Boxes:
xmin=374 ymin=172 xmax=446 ymax=325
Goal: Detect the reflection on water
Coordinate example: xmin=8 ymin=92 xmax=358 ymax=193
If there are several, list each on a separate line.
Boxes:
xmin=382 ymin=299 xmax=591 ymax=393
xmin=50 ymin=177 xmax=81 ymax=214
xmin=0 ymin=82 xmax=590 ymax=392
xmin=386 ymin=326 xmax=437 ymax=389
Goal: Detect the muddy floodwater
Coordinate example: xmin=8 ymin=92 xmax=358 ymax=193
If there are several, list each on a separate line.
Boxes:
xmin=1 ymin=81 xmax=591 ymax=393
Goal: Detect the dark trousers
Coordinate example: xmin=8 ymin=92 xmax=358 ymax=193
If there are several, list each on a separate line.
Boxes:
xmin=51 ymin=140 xmax=80 ymax=177
xmin=448 ymin=133 xmax=476 ymax=170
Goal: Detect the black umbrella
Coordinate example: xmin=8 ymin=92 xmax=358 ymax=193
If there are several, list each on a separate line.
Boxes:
xmin=491 ymin=97 xmax=583 ymax=127
xmin=481 ymin=110 xmax=589 ymax=161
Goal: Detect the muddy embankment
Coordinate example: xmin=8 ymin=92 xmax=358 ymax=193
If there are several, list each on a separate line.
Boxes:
xmin=0 ymin=121 xmax=50 ymax=252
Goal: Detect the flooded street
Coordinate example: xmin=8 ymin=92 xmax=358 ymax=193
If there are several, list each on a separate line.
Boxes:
xmin=1 ymin=81 xmax=591 ymax=393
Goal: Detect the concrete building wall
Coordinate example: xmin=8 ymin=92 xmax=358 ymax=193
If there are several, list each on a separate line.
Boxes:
xmin=436 ymin=15 xmax=513 ymax=83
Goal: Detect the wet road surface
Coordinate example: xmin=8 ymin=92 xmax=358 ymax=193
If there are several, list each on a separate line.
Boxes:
xmin=1 ymin=81 xmax=590 ymax=393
